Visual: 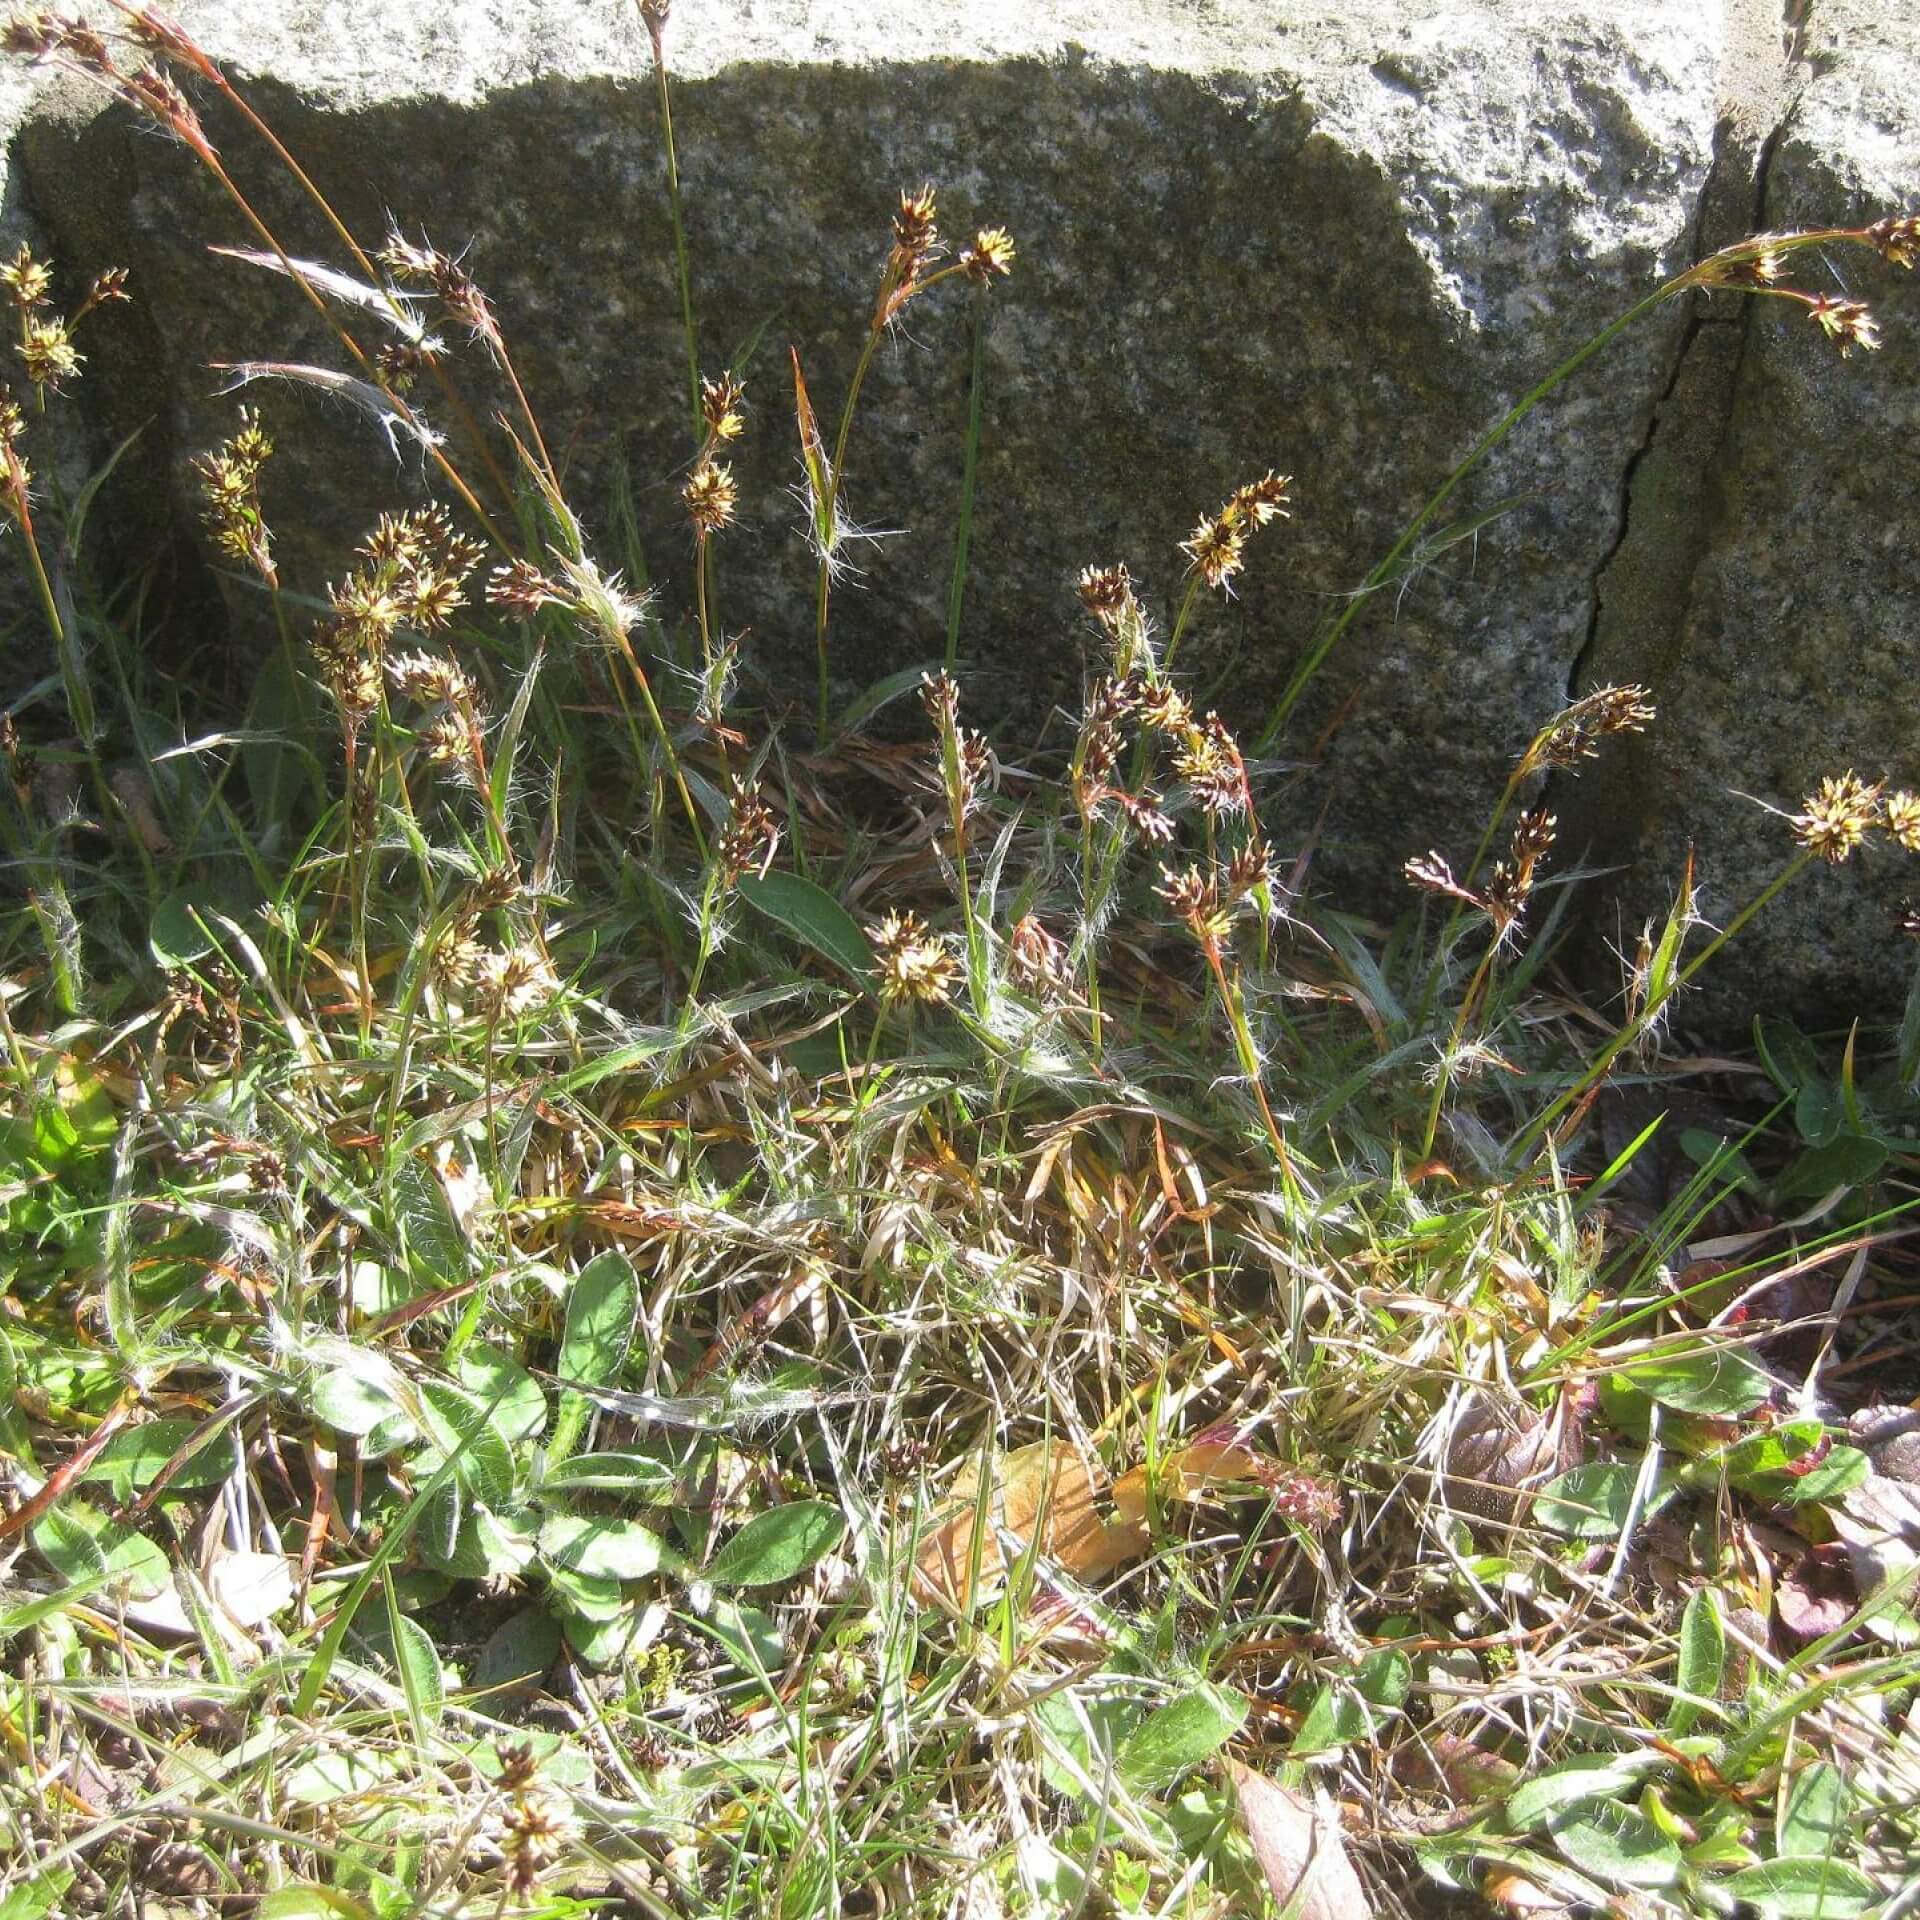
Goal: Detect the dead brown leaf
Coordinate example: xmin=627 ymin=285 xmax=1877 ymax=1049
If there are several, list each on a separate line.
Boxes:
xmin=912 ymin=1439 xmax=1147 ymax=1606
xmin=1229 ymin=1761 xmax=1371 ymax=1920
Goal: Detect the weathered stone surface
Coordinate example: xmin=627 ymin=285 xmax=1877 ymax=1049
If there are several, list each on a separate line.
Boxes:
xmin=0 ymin=2 xmax=1912 ymax=1031
xmin=1567 ymin=0 xmax=1920 ymax=1034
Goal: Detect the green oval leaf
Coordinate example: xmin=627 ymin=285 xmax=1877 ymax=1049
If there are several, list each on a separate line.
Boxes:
xmin=1668 ymin=1585 xmax=1724 ymax=1734
xmin=456 ymin=1343 xmax=547 ymax=1445
xmin=390 ymin=1155 xmax=469 ymax=1285
xmin=736 ymin=870 xmax=875 ymax=988
xmin=539 ymin=1451 xmax=677 ymax=1498
xmin=1507 ymin=1752 xmax=1667 ymax=1831
xmin=538 ymin=1513 xmax=683 ymax=1581
xmin=150 ymin=890 xmax=215 ymax=969
xmin=706 ymin=1501 xmax=845 ymax=1588
xmin=1624 ymin=1347 xmax=1771 ymax=1417
xmin=1548 ymin=1798 xmax=1683 ymax=1890
xmin=1118 ymin=1681 xmax=1248 ymax=1791
xmin=415 ymin=1379 xmax=516 ymax=1507
xmin=557 ymin=1251 xmax=637 ymax=1390
xmin=1778 ymin=1761 xmax=1849 ymax=1861
xmin=1535 ymin=1464 xmax=1637 ymax=1539
xmin=1724 ymin=1857 xmax=1879 ymax=1919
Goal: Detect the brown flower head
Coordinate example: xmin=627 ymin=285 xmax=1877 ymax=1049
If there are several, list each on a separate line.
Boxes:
xmin=1077 ymin=562 xmax=1138 ymax=630
xmin=1156 ymin=863 xmax=1231 ymax=942
xmin=1525 ymin=683 xmax=1655 ymax=774
xmin=1007 ymin=913 xmax=1070 ymax=1000
xmin=194 ymin=407 xmax=276 ymax=585
xmin=683 ymin=459 xmax=737 ymax=535
xmin=0 ymin=244 xmax=51 ymax=309
xmin=0 ymin=14 xmax=61 ymax=59
xmin=1225 ymin=836 xmax=1277 ymax=902
xmin=700 ymin=371 xmax=746 ymax=442
xmin=487 ymin=558 xmax=565 ymax=615
xmin=868 ymin=910 xmax=959 ymax=1006
xmin=1807 ymin=294 xmax=1880 ymax=356
xmin=1135 ymin=682 xmax=1194 ymax=736
xmin=877 ymin=183 xmax=941 ymax=324
xmin=1868 ymin=213 xmax=1920 ymax=271
xmin=716 ymin=778 xmax=779 ymax=885
xmin=1792 ymin=770 xmax=1883 ymax=864
xmin=1181 ymin=514 xmax=1245 ymax=591
xmin=1884 ymin=789 xmax=1920 ymax=853
xmin=386 ymin=650 xmax=472 ymax=707
xmin=1404 ymin=850 xmax=1481 ymax=909
xmin=16 ymin=315 xmax=78 ymax=390
xmin=1117 ymin=790 xmax=1175 ymax=845
xmin=961 ymin=228 xmax=1016 ymax=283
xmin=919 ymin=669 xmax=961 ymax=734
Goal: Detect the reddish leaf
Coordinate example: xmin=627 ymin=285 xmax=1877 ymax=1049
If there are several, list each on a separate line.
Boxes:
xmin=1775 ymin=1542 xmax=1857 ymax=1644
xmin=1229 ymin=1762 xmax=1371 ymax=1920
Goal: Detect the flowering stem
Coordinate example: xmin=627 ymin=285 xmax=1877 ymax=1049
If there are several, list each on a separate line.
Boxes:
xmin=1253 ymin=280 xmax=1677 ymax=755
xmin=695 ymin=534 xmax=715 ymax=669
xmin=1419 ymin=942 xmax=1500 ymax=1159
xmin=645 ymin=30 xmax=704 ymax=452
xmin=1203 ymin=937 xmax=1301 ymax=1205
xmin=815 ymin=327 xmax=886 ymax=736
xmin=608 ymin=628 xmax=707 ymax=860
xmin=1512 ymin=851 xmax=1814 ymax=1161
xmin=684 ymin=867 xmax=723 ymax=1011
xmin=944 ymin=285 xmax=989 ymax=672
xmin=1160 ymin=576 xmax=1207 ymax=674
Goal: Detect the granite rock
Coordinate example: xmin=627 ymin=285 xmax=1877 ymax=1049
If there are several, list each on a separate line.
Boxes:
xmin=1 ymin=1 xmax=1913 ymax=1033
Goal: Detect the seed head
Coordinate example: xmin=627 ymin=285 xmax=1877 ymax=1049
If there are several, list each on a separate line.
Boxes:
xmin=1156 ymin=863 xmax=1231 ymax=942
xmin=1792 ymin=770 xmax=1883 ymax=864
xmin=1007 ymin=913 xmax=1069 ymax=1000
xmin=715 ymin=779 xmax=779 ymax=885
xmin=195 ymin=408 xmax=276 ymax=585
xmin=699 ymin=371 xmax=746 ymax=442
xmin=868 ymin=910 xmax=959 ymax=1006
xmin=1884 ymin=789 xmax=1920 ymax=852
xmin=387 ymin=650 xmax=472 ymax=707
xmin=961 ymin=228 xmax=1016 ymax=283
xmin=0 ymin=244 xmax=52 ymax=309
xmin=1868 ymin=214 xmax=1920 ymax=271
xmin=683 ymin=459 xmax=737 ymax=535
xmin=17 ymin=316 xmax=78 ymax=390
xmin=1807 ymin=294 xmax=1880 ymax=356
xmin=1077 ymin=563 xmax=1138 ymax=629
xmin=487 ymin=558 xmax=565 ymax=615
xmin=1524 ymin=683 xmax=1655 ymax=775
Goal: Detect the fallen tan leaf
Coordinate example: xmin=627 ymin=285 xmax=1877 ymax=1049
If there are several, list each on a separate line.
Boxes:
xmin=1229 ymin=1761 xmax=1371 ymax=1920
xmin=913 ymin=1439 xmax=1146 ymax=1606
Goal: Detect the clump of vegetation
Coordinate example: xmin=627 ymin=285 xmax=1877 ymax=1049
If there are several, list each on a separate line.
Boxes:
xmin=2 ymin=5 xmax=1919 ymax=1917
